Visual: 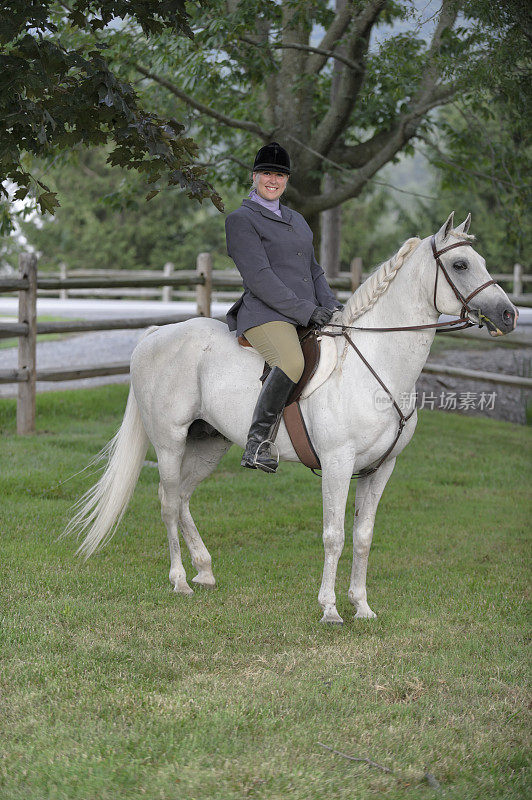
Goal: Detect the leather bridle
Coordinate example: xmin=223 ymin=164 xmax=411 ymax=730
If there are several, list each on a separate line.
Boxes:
xmin=324 ymin=235 xmax=499 ymax=336
xmin=316 ymin=235 xmax=500 ymax=479
xmin=430 ymin=235 xmax=497 ymax=328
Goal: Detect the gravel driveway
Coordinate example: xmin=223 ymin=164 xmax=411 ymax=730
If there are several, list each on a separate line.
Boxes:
xmin=0 ymin=329 xmax=141 ymax=397
xmin=417 ymin=344 xmax=530 ymax=424
xmin=0 ymin=327 xmax=530 ymax=424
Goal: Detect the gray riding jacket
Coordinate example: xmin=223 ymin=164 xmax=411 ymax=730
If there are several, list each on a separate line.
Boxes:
xmin=225 ymin=198 xmax=339 ymax=337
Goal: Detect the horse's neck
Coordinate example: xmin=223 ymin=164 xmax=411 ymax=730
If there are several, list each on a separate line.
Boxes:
xmin=343 ymin=242 xmax=438 ymax=395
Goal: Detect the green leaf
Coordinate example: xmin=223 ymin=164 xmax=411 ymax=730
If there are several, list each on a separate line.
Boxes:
xmin=37 ymin=191 xmax=60 ymax=215
xmin=13 ymin=186 xmax=29 ymax=201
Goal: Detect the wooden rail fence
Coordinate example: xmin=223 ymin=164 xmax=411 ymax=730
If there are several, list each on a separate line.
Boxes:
xmin=1 ymin=253 xmax=530 ymax=434
xmin=4 ymin=258 xmax=530 ymax=306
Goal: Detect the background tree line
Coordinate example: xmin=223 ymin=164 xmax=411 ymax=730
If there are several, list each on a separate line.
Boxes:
xmin=1 ymin=1 xmax=529 ymax=275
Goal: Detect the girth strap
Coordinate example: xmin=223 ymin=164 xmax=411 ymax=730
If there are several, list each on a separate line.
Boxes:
xmin=282 ymin=401 xmax=321 ymax=470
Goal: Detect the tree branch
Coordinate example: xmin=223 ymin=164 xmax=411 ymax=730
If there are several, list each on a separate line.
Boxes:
xmin=317 ymin=742 xmax=393 ymax=773
xmin=240 ymin=35 xmax=362 ymax=72
xmin=284 ymin=132 xmax=437 ymax=202
xmin=133 ymin=63 xmax=270 ymax=139
xmin=307 ymin=0 xmax=460 ymax=202
xmin=418 ymin=135 xmax=523 ymax=191
xmin=295 ymin=83 xmax=456 ymax=215
xmin=415 ymin=0 xmax=459 ymax=105
xmin=306 ymin=0 xmax=357 ymax=74
xmin=330 ymin=83 xmax=456 ymax=170
xmin=308 ymin=0 xmax=388 ymax=162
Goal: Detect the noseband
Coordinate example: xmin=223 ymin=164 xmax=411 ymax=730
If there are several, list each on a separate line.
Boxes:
xmin=430 ymin=234 xmax=497 ymax=322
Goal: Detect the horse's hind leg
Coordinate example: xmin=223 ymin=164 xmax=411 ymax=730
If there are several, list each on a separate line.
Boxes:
xmin=178 ymin=434 xmax=232 ymax=589
xmin=156 ymin=433 xmax=194 ymax=595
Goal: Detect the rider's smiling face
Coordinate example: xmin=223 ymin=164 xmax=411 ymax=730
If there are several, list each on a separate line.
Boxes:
xmin=253 ymin=170 xmax=288 ymax=202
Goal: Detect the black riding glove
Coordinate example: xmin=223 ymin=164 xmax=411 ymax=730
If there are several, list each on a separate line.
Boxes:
xmin=310 ymin=306 xmax=334 ymax=327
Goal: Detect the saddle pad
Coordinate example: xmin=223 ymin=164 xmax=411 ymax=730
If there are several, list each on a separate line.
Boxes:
xmin=300 ymin=334 xmax=337 ymax=399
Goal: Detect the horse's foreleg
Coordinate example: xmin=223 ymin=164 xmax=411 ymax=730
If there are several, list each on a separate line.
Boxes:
xmin=178 ymin=436 xmax=232 ymax=588
xmin=318 ymin=448 xmax=355 ymax=625
xmin=348 ymin=457 xmax=396 ymax=618
xmin=156 ymin=437 xmax=194 ymax=595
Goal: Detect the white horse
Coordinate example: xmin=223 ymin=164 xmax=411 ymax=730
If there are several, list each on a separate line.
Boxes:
xmin=67 ymin=213 xmax=517 ymax=624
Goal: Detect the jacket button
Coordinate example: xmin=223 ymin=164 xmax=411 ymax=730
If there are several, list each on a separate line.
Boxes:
xmin=303 ymin=277 xmax=308 ymax=282
xmin=297 ymin=251 xmax=302 ymax=256
xmin=288 ymin=227 xmax=293 ymax=231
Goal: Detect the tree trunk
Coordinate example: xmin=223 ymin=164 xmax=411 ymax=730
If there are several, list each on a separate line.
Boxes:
xmin=287 ymin=175 xmax=321 ymax=244
xmin=319 ymin=0 xmax=346 ymax=278
xmin=320 ymin=174 xmax=342 ymax=277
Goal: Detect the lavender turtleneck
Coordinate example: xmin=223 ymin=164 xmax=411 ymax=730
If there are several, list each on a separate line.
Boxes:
xmin=247 ymin=188 xmax=282 ymax=218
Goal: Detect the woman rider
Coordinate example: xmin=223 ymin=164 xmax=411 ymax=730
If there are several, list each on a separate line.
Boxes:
xmin=225 ymin=142 xmax=342 ymax=473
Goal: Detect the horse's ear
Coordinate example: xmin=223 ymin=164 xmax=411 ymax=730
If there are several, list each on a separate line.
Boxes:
xmin=436 ymin=212 xmax=454 ymax=243
xmin=455 ymin=213 xmax=471 ymax=235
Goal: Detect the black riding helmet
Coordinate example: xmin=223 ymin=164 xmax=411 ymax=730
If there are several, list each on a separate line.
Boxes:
xmin=253 ymin=142 xmax=291 ymax=175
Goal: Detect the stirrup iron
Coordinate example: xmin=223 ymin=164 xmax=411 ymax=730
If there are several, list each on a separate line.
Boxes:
xmin=252 ymin=439 xmax=280 ymax=472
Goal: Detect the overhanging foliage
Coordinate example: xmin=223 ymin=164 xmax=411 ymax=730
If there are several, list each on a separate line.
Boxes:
xmin=0 ymin=1 xmax=223 ymax=229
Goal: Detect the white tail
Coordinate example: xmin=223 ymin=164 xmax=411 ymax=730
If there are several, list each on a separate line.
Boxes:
xmin=65 ymin=386 xmax=149 ymax=558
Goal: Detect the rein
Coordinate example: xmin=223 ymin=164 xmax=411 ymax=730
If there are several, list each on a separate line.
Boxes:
xmin=314 ymin=236 xmax=498 ymax=480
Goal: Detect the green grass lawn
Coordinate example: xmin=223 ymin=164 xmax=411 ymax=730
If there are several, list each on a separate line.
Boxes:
xmin=0 ymin=386 xmax=530 ymax=800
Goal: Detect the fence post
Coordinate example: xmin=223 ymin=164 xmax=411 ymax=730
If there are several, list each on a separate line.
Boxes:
xmin=17 ymin=253 xmax=37 ymax=435
xmin=350 ymin=256 xmax=362 ymax=292
xmin=162 ymin=262 xmax=173 ymax=303
xmin=59 ymin=262 xmax=68 ymax=300
xmin=513 ymin=263 xmax=522 ymax=297
xmin=196 ymin=252 xmax=212 ymax=317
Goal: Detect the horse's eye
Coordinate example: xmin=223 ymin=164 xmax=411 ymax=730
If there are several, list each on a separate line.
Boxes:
xmin=453 ymin=259 xmax=468 ymax=270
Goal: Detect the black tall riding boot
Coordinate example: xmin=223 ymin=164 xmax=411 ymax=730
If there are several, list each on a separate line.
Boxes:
xmin=241 ymin=367 xmax=297 ymax=473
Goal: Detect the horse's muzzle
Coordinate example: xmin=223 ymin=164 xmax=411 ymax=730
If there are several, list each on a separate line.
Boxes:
xmin=473 ymin=300 xmax=519 ymax=337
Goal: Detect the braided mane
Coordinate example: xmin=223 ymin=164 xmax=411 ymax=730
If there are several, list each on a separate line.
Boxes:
xmin=341 ymin=237 xmax=421 ymax=323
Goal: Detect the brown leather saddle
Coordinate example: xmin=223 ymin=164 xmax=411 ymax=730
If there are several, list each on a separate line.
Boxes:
xmin=238 ymin=325 xmax=322 ymax=469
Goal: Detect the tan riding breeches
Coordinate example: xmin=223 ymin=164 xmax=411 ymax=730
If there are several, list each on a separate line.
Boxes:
xmin=244 ymin=321 xmax=305 ymax=383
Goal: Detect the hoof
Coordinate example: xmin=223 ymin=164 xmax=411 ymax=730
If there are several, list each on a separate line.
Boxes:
xmin=320 ymin=612 xmax=344 ymax=626
xmin=354 ymin=606 xmax=377 ymax=619
xmin=173 ymin=582 xmax=194 ymax=596
xmin=192 ymin=573 xmax=216 ymax=589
